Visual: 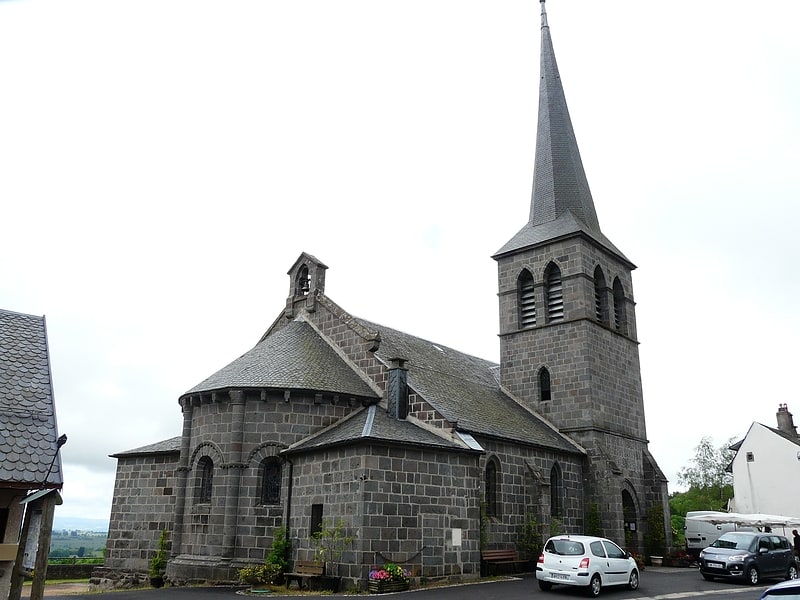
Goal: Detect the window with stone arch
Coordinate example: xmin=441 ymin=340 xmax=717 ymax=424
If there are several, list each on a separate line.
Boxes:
xmin=485 ymin=458 xmax=500 ymax=518
xmin=197 ymin=456 xmax=214 ymax=503
xmin=260 ymin=458 xmax=282 ymax=505
xmin=295 ymin=264 xmax=310 ymax=296
xmin=539 ymin=367 xmax=552 ymax=402
xmin=593 ymin=266 xmax=608 ymax=325
xmin=544 ymin=263 xmax=564 ymax=322
xmin=550 ymin=463 xmax=563 ymax=519
xmin=613 ymin=277 xmax=627 ymax=334
xmin=517 ymin=269 xmax=536 ymax=328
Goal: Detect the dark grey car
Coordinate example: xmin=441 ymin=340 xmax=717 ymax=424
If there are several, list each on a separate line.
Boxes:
xmin=699 ymin=531 xmax=799 ymax=585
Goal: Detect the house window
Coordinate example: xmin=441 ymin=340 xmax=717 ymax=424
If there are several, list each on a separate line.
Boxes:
xmin=746 ymin=452 xmax=754 ymax=462
xmin=593 ymin=266 xmax=608 ymax=324
xmin=550 ymin=463 xmax=563 ymax=519
xmin=310 ymin=504 xmax=324 ymax=538
xmin=197 ymin=457 xmax=213 ymax=503
xmin=518 ymin=270 xmax=536 ymax=328
xmin=260 ymin=459 xmax=282 ymax=505
xmin=539 ymin=368 xmax=551 ymax=402
xmin=613 ymin=278 xmax=626 ymax=334
xmin=485 ymin=459 xmax=499 ymax=517
xmin=0 ymin=508 xmax=8 ymax=541
xmin=545 ymin=264 xmax=564 ymax=322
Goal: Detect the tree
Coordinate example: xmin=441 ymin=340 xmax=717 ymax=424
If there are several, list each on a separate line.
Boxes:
xmin=677 ymin=436 xmax=735 ymax=490
xmin=670 ymin=435 xmax=737 ymax=541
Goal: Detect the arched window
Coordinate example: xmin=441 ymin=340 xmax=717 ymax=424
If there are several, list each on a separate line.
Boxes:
xmin=260 ymin=458 xmax=282 ymax=505
xmin=545 ymin=264 xmax=564 ymax=322
xmin=518 ymin=270 xmax=536 ymax=328
xmin=613 ymin=277 xmax=626 ymax=334
xmin=295 ymin=265 xmax=310 ymax=296
xmin=550 ymin=463 xmax=563 ymax=519
xmin=197 ymin=456 xmax=213 ymax=503
xmin=593 ymin=266 xmax=608 ymax=324
xmin=485 ymin=459 xmax=499 ymax=517
xmin=539 ymin=367 xmax=551 ymax=402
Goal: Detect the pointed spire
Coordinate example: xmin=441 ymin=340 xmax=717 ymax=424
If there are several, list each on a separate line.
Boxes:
xmin=530 ymin=0 xmax=600 ymax=231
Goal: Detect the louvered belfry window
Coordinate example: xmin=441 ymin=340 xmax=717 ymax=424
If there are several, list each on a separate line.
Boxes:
xmin=545 ymin=264 xmax=564 ymax=322
xmin=613 ymin=278 xmax=626 ymax=334
xmin=594 ymin=266 xmax=607 ymax=324
xmin=518 ymin=270 xmax=536 ymax=328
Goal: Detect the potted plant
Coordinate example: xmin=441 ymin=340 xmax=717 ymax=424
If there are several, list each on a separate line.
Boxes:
xmin=368 ymin=562 xmax=411 ymax=594
xmin=149 ymin=530 xmax=169 ymax=588
xmin=310 ymin=517 xmax=354 ymax=591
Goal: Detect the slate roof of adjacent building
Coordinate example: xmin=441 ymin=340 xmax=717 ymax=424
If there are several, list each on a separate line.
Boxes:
xmin=0 ymin=309 xmax=63 ymax=488
xmin=493 ymin=1 xmax=631 ymax=267
xmin=183 ymin=320 xmax=380 ymax=400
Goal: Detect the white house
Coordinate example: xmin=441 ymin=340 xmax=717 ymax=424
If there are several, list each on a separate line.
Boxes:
xmin=728 ymin=404 xmax=800 ymax=517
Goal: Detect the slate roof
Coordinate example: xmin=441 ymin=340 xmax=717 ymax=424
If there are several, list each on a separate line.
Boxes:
xmin=355 ymin=318 xmax=582 ymax=454
xmin=287 ymin=405 xmax=471 ymax=454
xmin=493 ymin=2 xmax=631 ymax=267
xmin=0 ymin=309 xmax=63 ymax=488
xmin=110 ymin=436 xmax=182 ymax=458
xmin=183 ymin=320 xmax=380 ymax=400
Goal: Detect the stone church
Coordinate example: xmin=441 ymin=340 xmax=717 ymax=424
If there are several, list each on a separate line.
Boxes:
xmin=102 ymin=1 xmax=668 ymax=588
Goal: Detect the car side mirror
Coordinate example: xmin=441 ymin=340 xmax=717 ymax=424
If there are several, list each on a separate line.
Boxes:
xmin=625 ymin=551 xmax=632 ymax=558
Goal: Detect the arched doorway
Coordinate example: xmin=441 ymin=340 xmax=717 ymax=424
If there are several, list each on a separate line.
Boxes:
xmin=622 ymin=490 xmax=638 ymax=551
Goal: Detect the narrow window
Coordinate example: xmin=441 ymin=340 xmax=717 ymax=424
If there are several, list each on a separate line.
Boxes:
xmin=545 ymin=264 xmax=564 ymax=322
xmin=485 ymin=460 xmax=499 ymax=517
xmin=593 ymin=266 xmax=608 ymax=324
xmin=518 ymin=270 xmax=536 ymax=328
xmin=310 ymin=504 xmax=324 ymax=538
xmin=539 ymin=368 xmax=551 ymax=402
xmin=0 ymin=508 xmax=9 ymax=541
xmin=198 ymin=457 xmax=213 ymax=503
xmin=613 ymin=278 xmax=626 ymax=334
xmin=550 ymin=464 xmax=563 ymax=519
xmin=260 ymin=459 xmax=282 ymax=505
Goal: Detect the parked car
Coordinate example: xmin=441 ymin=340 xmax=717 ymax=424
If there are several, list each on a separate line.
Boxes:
xmin=536 ymin=535 xmax=639 ymax=597
xmin=760 ymin=578 xmax=800 ymax=599
xmin=698 ymin=531 xmax=798 ymax=584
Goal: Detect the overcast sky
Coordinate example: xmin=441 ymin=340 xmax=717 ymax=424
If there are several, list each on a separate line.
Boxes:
xmin=1 ymin=0 xmax=798 ymax=529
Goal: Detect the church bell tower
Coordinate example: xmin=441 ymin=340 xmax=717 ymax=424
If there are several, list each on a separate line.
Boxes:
xmin=493 ymin=0 xmax=667 ymax=547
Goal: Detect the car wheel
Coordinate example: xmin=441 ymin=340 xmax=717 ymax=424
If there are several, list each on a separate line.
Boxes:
xmin=701 ymin=574 xmax=715 ymax=581
xmin=747 ymin=566 xmax=759 ymax=585
xmin=587 ymin=574 xmax=601 ymax=597
xmin=628 ymin=569 xmax=639 ymax=590
xmin=787 ymin=564 xmax=798 ymax=580
xmin=538 ymin=580 xmax=552 ymax=591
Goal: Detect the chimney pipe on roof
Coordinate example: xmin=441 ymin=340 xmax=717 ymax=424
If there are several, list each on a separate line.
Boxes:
xmin=776 ymin=404 xmax=798 ymax=437
xmin=387 ymin=357 xmax=409 ymax=420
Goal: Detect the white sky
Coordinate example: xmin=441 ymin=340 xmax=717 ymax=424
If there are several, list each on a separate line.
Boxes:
xmin=1 ymin=0 xmax=798 ymax=528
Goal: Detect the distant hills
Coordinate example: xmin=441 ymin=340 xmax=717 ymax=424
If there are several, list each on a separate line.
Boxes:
xmin=53 ymin=516 xmax=109 ymax=532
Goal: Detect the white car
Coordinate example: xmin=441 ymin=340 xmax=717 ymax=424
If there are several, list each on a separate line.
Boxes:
xmin=536 ymin=535 xmax=640 ymax=597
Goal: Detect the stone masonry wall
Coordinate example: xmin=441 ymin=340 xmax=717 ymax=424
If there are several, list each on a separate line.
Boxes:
xmin=104 ymin=452 xmax=178 ymax=571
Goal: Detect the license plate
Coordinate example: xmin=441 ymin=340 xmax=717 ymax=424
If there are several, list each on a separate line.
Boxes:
xmin=707 ymin=562 xmax=724 ymax=569
xmin=551 ymin=573 xmax=570 ymax=581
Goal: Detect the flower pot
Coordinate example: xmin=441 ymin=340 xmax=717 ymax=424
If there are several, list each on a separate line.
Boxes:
xmin=150 ymin=575 xmax=165 ymax=588
xmin=650 ymin=556 xmax=663 ymax=567
xmin=249 ymin=583 xmax=272 ymax=594
xmin=368 ymin=580 xmax=410 ymax=594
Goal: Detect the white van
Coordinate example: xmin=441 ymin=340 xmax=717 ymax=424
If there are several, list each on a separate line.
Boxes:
xmin=684 ymin=511 xmax=752 ymax=559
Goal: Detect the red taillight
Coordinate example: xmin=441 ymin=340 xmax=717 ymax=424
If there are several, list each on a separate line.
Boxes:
xmin=579 ymin=557 xmax=590 ymax=569
xmin=538 ymin=553 xmax=545 ymax=564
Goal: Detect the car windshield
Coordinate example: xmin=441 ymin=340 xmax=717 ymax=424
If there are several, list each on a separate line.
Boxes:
xmin=546 ymin=540 xmax=585 ymax=556
xmin=711 ymin=534 xmax=755 ymax=551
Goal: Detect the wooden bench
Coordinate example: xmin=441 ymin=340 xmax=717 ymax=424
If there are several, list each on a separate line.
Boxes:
xmin=284 ymin=560 xmax=324 ymax=589
xmin=481 ymin=549 xmax=529 ymax=575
